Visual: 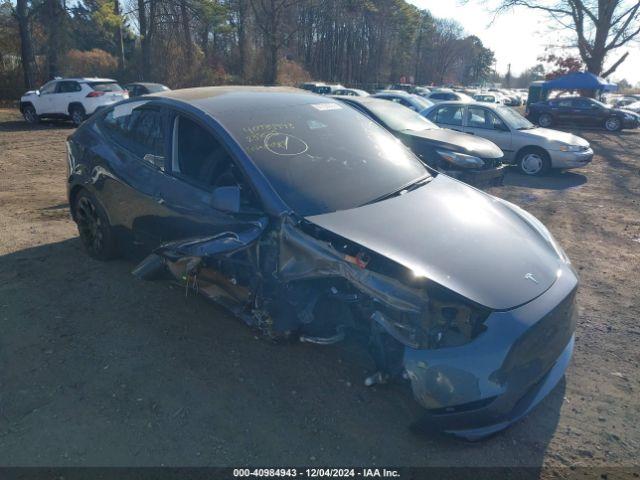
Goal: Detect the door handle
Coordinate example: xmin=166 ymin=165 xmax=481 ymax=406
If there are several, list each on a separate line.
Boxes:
xmin=153 ymin=193 xmax=165 ymax=205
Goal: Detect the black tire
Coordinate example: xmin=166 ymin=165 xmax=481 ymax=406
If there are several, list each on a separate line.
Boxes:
xmin=69 ymin=105 xmax=86 ymax=127
xmin=73 ymin=190 xmax=118 ymax=260
xmin=604 ymin=116 xmax=621 ymax=132
xmin=516 ymin=148 xmax=550 ymax=176
xmin=537 ymin=113 xmax=553 ymax=128
xmin=23 ymin=105 xmax=39 ymax=124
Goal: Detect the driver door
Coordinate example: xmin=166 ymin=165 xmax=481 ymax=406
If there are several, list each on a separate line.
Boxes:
xmin=146 ymin=111 xmax=265 ymax=246
xmin=463 ymin=106 xmax=512 ymax=154
xmin=36 ymin=81 xmax=59 ymax=114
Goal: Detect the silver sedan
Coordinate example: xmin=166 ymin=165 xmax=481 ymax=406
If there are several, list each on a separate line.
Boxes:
xmin=424 ymin=101 xmax=594 ymax=176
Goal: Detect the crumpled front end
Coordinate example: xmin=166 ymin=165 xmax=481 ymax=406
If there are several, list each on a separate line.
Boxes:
xmin=404 ymin=264 xmax=578 ymax=440
xmin=133 ymin=208 xmax=577 ymax=440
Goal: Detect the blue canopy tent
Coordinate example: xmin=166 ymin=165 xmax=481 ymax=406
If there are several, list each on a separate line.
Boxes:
xmin=527 ymin=72 xmax=618 ymax=105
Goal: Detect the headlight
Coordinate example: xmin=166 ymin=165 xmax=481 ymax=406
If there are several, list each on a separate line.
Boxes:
xmin=436 ymin=150 xmax=484 ymax=169
xmin=558 ymin=144 xmax=583 ymax=152
xmin=496 ymin=198 xmax=571 ymax=264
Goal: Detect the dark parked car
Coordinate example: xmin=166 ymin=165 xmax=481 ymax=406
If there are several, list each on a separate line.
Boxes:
xmin=124 ymin=82 xmax=170 ymax=97
xmin=527 ymin=96 xmax=639 ymax=131
xmin=66 ymin=86 xmax=577 ymax=440
xmin=335 ymin=95 xmax=506 ymax=187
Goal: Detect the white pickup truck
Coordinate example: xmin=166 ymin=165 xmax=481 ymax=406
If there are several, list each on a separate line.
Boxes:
xmin=20 ymin=77 xmax=128 ymax=126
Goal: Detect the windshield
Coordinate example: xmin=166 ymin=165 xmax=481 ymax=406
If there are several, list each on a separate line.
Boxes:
xmin=496 ymin=105 xmax=535 ymax=130
xmin=362 ymin=100 xmax=438 ymax=132
xmin=590 ymin=98 xmax=609 ymax=109
xmin=220 ymin=101 xmax=429 ymax=216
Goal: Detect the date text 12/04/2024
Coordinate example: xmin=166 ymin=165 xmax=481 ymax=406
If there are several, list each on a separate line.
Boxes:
xmin=232 ymin=468 xmax=401 ymax=478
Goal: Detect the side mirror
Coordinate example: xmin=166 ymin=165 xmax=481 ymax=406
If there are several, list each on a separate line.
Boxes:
xmin=143 ymin=153 xmax=165 ymax=171
xmin=495 ymin=123 xmax=509 ymax=132
xmin=35 ymin=90 xmax=41 ymax=96
xmin=211 ymin=186 xmax=241 ymax=213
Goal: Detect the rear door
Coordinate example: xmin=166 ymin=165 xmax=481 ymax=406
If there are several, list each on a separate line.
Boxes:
xmin=54 ymin=80 xmax=82 ymax=115
xmin=463 ymin=105 xmax=512 ymax=154
xmin=96 ymin=100 xmax=172 ymax=249
xmin=36 ymin=81 xmax=59 ymax=114
xmin=553 ymin=98 xmax=573 ymax=123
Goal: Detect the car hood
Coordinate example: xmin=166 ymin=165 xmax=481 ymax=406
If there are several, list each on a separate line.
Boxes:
xmin=621 ymin=108 xmax=640 ymax=117
xmin=519 ymin=127 xmax=590 ymax=147
xmin=402 ymin=128 xmax=503 ymax=159
xmin=306 ymin=175 xmax=562 ymax=310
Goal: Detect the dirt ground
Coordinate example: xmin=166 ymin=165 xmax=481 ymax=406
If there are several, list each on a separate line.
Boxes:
xmin=0 ymin=108 xmax=638 ymax=473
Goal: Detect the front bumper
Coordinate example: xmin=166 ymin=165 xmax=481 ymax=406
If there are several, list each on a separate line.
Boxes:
xmin=445 ymin=164 xmax=507 ymax=188
xmin=403 ymin=264 xmax=578 ymax=440
xmin=550 ymin=148 xmax=594 ymax=169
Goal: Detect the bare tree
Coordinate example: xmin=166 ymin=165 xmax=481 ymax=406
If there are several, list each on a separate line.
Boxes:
xmin=250 ymin=0 xmax=300 ymax=84
xmin=45 ymin=0 xmax=62 ymax=79
xmin=13 ymin=0 xmax=35 ymax=88
xmin=114 ymin=0 xmax=125 ymax=75
xmin=137 ymin=0 xmax=157 ymax=80
xmin=495 ymin=0 xmax=640 ymax=77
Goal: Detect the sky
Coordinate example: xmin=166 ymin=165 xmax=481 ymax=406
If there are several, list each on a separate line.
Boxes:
xmin=407 ymin=0 xmax=640 ymax=84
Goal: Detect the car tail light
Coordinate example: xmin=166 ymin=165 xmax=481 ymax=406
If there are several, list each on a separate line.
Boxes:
xmin=86 ymin=91 xmax=105 ymax=98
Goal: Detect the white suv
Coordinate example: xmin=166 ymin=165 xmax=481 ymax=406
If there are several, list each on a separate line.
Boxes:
xmin=20 ymin=77 xmax=128 ymax=126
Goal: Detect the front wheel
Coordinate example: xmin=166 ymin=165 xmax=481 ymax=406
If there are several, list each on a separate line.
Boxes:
xmin=517 ymin=149 xmax=550 ymax=176
xmin=604 ymin=116 xmax=621 ymax=132
xmin=538 ymin=113 xmax=553 ymax=128
xmin=73 ymin=191 xmax=118 ymax=260
xmin=23 ymin=105 xmax=39 ymax=124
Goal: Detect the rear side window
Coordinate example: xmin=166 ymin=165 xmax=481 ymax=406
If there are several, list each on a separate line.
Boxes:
xmin=89 ymin=82 xmax=123 ymax=92
xmin=57 ymin=81 xmax=81 ymax=93
xmin=430 ymin=105 xmax=464 ymax=126
xmin=573 ymin=99 xmax=591 ymax=109
xmin=102 ymin=102 xmax=165 ymax=163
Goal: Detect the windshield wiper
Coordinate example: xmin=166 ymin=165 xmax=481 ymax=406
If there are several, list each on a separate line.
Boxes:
xmin=361 ymin=176 xmax=432 ymax=207
xmin=517 ymin=125 xmax=537 ymax=130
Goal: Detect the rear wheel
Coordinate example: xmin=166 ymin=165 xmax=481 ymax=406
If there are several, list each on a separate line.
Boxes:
xmin=23 ymin=105 xmax=39 ymax=124
xmin=73 ymin=191 xmax=118 ymax=260
xmin=517 ymin=148 xmax=550 ymax=176
xmin=70 ymin=105 xmax=86 ymax=127
xmin=537 ymin=113 xmax=553 ymax=128
xmin=604 ymin=116 xmax=621 ymax=132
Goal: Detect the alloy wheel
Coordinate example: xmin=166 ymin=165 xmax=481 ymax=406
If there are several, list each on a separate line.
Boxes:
xmin=75 ymin=197 xmax=104 ymax=255
xmin=24 ymin=107 xmax=37 ymax=124
xmin=71 ymin=109 xmax=84 ymax=126
xmin=605 ymin=117 xmax=620 ymax=131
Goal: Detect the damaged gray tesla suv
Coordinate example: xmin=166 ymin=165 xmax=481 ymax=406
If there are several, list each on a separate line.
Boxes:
xmin=66 ymin=86 xmax=578 ymax=440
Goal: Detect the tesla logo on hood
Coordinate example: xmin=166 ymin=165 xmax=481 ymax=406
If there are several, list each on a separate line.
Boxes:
xmin=524 ymin=273 xmax=539 ymax=284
